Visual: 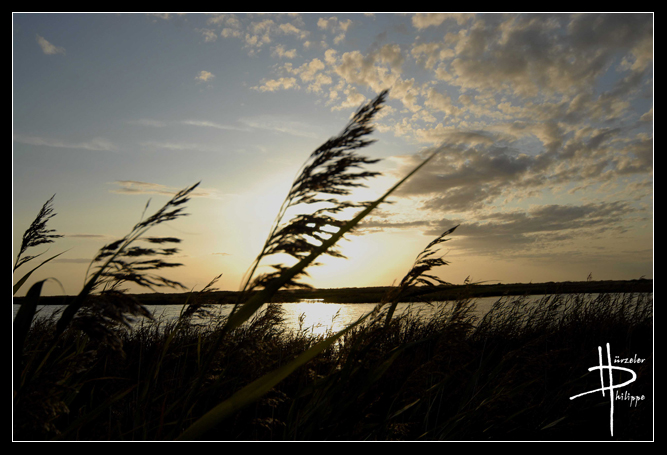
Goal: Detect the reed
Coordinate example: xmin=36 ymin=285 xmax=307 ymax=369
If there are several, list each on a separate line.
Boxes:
xmin=14 ymin=291 xmax=652 ymax=440
xmin=13 ymin=194 xmax=65 ymax=295
xmin=13 ymin=90 xmax=653 ymax=441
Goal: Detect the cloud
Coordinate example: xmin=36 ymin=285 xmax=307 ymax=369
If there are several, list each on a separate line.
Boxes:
xmin=180 ymin=120 xmax=251 ymax=132
xmin=388 ymin=113 xmax=652 ymax=217
xmin=411 ymin=13 xmax=474 ymax=29
xmin=209 ymin=15 xmax=311 ymax=54
xmin=317 ymin=16 xmax=353 ymax=44
xmin=237 ymin=115 xmax=320 ymax=138
xmin=294 ymin=58 xmax=325 ymax=82
xmin=195 ymin=70 xmax=215 ymax=82
xmin=640 ymin=107 xmax=653 ymax=123
xmin=14 ymin=134 xmax=115 ymax=152
xmin=435 ymin=14 xmax=651 ymax=100
xmin=252 ymin=76 xmax=298 ymax=92
xmin=279 ymin=57 xmax=333 ymax=92
xmin=129 ymin=118 xmax=251 ymax=132
xmin=279 ymin=22 xmax=309 ymax=40
xmin=110 ymin=181 xmax=218 ymax=199
xmin=148 ymin=16 xmax=652 ymax=199
xmin=418 ymin=200 xmax=637 ymax=255
xmin=138 ymin=140 xmax=230 ymax=154
xmin=360 ymin=199 xmax=637 ymax=259
xmin=111 ymin=180 xmax=178 ymax=196
xmin=330 ymin=87 xmax=367 ymax=110
xmin=147 ymin=13 xmax=172 ymax=21
xmin=64 ymin=233 xmax=111 ymax=239
xmin=272 ymin=44 xmax=298 ymax=59
xmin=198 ymin=28 xmax=218 ymax=42
xmin=35 ymin=34 xmax=65 ymax=55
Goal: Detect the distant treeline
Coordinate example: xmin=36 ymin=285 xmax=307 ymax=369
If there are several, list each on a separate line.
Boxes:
xmin=269 ymin=278 xmax=654 ymax=303
xmin=15 ymin=278 xmax=653 ymax=306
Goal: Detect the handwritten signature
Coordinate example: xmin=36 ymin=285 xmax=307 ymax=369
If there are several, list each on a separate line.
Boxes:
xmin=569 ymin=343 xmax=645 ymax=437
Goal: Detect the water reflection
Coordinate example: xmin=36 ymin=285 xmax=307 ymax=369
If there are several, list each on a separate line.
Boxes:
xmin=12 ymin=293 xmax=651 ymax=336
xmin=12 ymin=297 xmax=497 ymax=334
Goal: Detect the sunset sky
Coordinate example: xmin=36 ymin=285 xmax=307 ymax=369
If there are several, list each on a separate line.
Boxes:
xmin=13 ymin=13 xmax=653 ymax=297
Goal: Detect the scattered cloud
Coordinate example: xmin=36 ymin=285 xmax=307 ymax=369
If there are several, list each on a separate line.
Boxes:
xmin=180 ymin=120 xmax=251 ymax=132
xmin=35 ymin=34 xmax=65 ymax=55
xmin=279 ymin=21 xmax=309 ymax=40
xmin=14 ymin=134 xmax=115 ymax=152
xmin=411 ymin=13 xmax=474 ymax=29
xmin=16 ymin=14 xmax=652 ymax=285
xmin=252 ymin=76 xmax=298 ymax=92
xmin=110 ymin=180 xmax=219 ymax=199
xmin=421 ymin=200 xmax=637 ymax=256
xmin=64 ymin=233 xmax=111 ymax=239
xmin=137 ymin=140 xmax=230 ymax=154
xmin=272 ymin=44 xmax=298 ymax=59
xmin=147 ymin=13 xmax=172 ymax=21
xmin=198 ymin=28 xmax=218 ymax=42
xmin=195 ymin=70 xmax=215 ymax=82
xmin=111 ymin=180 xmax=179 ymax=196
xmin=237 ymin=115 xmax=320 ymax=138
xmin=317 ymin=16 xmax=353 ymax=44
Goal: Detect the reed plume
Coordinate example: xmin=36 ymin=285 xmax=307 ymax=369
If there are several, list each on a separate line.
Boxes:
xmin=53 ymin=182 xmax=200 ymax=342
xmin=396 ymin=225 xmax=459 ymax=289
xmin=179 ymin=92 xmax=446 ymax=439
xmin=13 ymin=195 xmax=67 ymax=296
xmin=179 ymin=273 xmax=224 ymax=322
xmin=383 ymin=225 xmax=459 ymax=325
xmin=240 ymin=90 xmax=388 ymax=294
xmin=14 ymin=194 xmax=63 ymax=272
xmin=181 ymin=92 xmax=392 ymax=433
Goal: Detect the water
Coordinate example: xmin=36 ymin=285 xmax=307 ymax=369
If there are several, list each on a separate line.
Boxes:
xmin=13 ymin=293 xmax=651 ymax=337
xmin=11 ymin=296 xmax=523 ymax=335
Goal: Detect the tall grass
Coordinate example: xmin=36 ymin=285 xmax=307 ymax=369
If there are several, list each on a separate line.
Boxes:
xmin=13 ymin=292 xmax=652 ymax=440
xmin=13 ymin=90 xmax=653 ymax=440
xmin=13 ymin=194 xmax=65 ymax=295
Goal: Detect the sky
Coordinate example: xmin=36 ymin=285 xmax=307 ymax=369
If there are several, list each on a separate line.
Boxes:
xmin=12 ymin=13 xmax=653 ymax=297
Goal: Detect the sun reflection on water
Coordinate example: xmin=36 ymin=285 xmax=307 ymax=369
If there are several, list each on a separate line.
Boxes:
xmin=288 ymin=299 xmax=351 ymax=337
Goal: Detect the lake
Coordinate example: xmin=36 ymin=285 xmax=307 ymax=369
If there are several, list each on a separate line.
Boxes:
xmin=15 ymin=293 xmax=650 ymax=337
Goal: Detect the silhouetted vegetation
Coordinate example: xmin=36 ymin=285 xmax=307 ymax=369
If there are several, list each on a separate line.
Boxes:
xmin=13 ymin=292 xmax=652 ymax=440
xmin=13 ymin=90 xmax=653 ymax=440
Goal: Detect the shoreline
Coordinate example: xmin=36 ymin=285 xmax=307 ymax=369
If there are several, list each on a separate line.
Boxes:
xmin=14 ymin=278 xmax=653 ymax=306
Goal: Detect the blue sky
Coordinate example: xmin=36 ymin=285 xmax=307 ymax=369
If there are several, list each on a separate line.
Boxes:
xmin=13 ymin=13 xmax=653 ymax=296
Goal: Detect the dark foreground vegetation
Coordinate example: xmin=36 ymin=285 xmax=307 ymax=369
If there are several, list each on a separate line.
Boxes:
xmin=14 ymin=292 xmax=652 ymax=441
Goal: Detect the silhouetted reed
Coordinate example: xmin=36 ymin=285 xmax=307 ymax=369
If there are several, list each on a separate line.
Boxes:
xmin=13 ymin=90 xmax=652 ymax=441
xmin=13 ymin=194 xmax=63 ymax=273
xmin=381 ymin=225 xmax=459 ymax=325
xmin=13 ymin=194 xmax=65 ymax=295
xmin=240 ymin=90 xmax=386 ymax=295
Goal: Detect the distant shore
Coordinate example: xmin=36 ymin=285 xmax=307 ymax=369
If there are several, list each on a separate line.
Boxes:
xmin=14 ymin=278 xmax=653 ymax=306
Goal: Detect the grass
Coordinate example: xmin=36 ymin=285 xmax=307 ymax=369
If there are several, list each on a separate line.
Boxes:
xmin=13 ymin=90 xmax=653 ymax=440
xmin=13 ymin=292 xmax=652 ymax=440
